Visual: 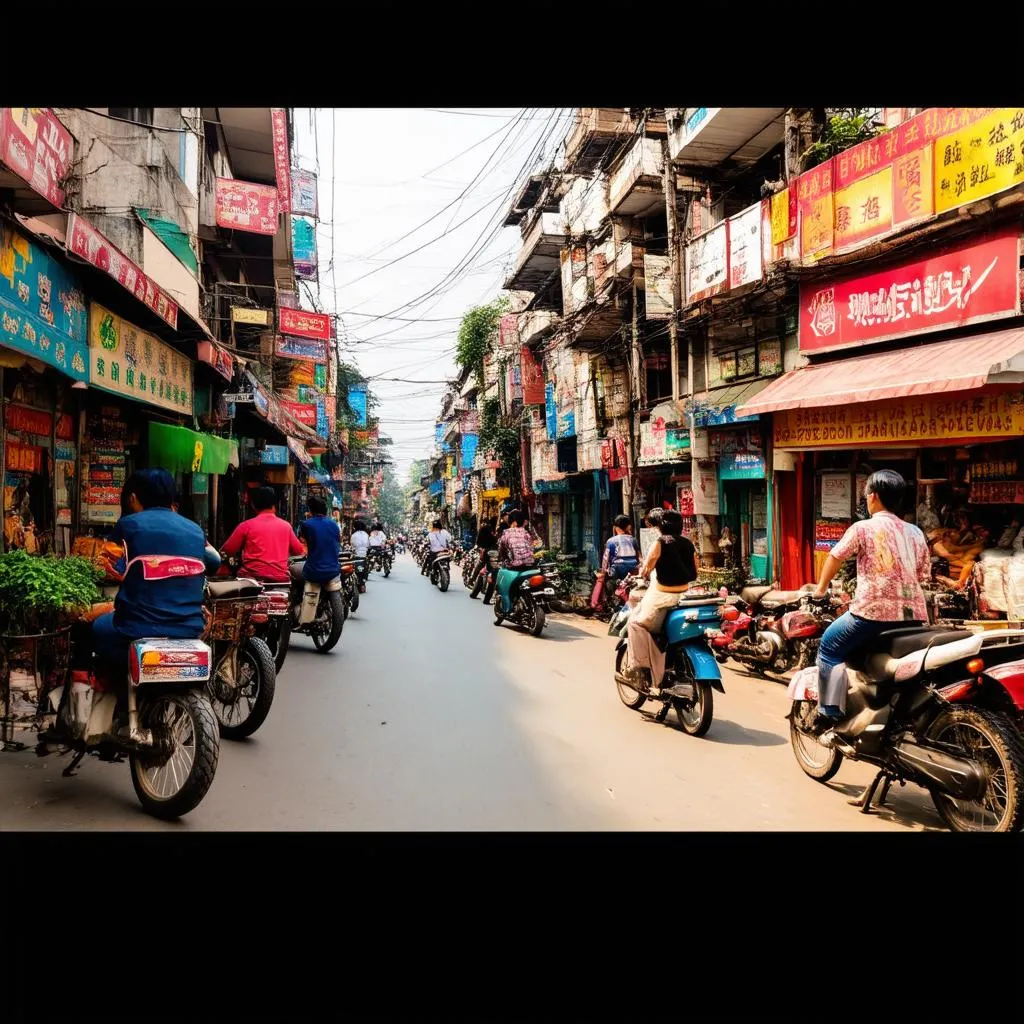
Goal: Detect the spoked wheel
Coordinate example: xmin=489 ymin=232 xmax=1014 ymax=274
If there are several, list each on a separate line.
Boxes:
xmin=675 ymin=680 xmax=714 ymax=737
xmin=926 ymin=707 xmax=1024 ymax=833
xmin=130 ymin=689 xmax=220 ymax=819
xmin=614 ymin=645 xmax=647 ymax=710
xmin=209 ymin=638 xmax=277 ymax=740
xmin=313 ymin=591 xmax=345 ymax=653
xmin=493 ymin=602 xmax=504 ymax=626
xmin=270 ymin=618 xmax=291 ymax=674
xmin=384 ymin=561 xmax=391 ymax=578
xmin=789 ymin=700 xmax=843 ymax=782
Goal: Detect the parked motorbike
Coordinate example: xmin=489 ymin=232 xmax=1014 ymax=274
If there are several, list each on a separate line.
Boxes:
xmin=709 ymin=585 xmax=844 ymax=675
xmin=787 ymin=625 xmax=1024 ymax=832
xmin=492 ymin=563 xmax=556 ymax=636
xmin=462 ymin=549 xmax=480 ymax=589
xmin=429 ymin=549 xmax=452 ymax=592
xmin=204 ymin=575 xmax=277 ymax=740
xmin=609 ymin=584 xmax=737 ymax=737
xmin=34 ymin=555 xmax=220 ymax=819
xmin=340 ymin=555 xmax=360 ymax=616
xmin=218 ymin=555 xmax=292 ymax=674
xmin=288 ymin=556 xmax=345 ymax=653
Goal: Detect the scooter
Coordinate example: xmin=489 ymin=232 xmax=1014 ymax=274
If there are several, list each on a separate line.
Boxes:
xmin=492 ymin=563 xmax=557 ymax=636
xmin=429 ymin=550 xmax=452 ymax=592
xmin=287 ymin=556 xmax=345 ymax=653
xmin=609 ymin=583 xmax=738 ymax=737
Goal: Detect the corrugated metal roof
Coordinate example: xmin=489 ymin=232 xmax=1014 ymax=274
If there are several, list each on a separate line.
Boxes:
xmin=736 ymin=327 xmax=1024 ymax=417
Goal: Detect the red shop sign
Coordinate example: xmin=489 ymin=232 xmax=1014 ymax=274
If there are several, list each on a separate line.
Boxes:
xmin=5 ymin=404 xmax=52 ymax=436
xmin=271 ymin=108 xmax=291 ymax=216
xmin=278 ymin=307 xmax=331 ymax=341
xmin=0 ymin=108 xmax=74 ymax=207
xmin=800 ymin=230 xmax=1022 ymax=355
xmin=281 ymin=401 xmax=317 ymax=427
xmin=215 ymin=178 xmax=279 ymax=236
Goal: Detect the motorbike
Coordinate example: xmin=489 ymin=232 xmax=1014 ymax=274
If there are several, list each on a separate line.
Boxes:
xmin=218 ymin=555 xmax=292 ymax=674
xmin=340 ymin=554 xmax=360 ymax=615
xmin=469 ymin=549 xmax=498 ymax=601
xmin=287 ymin=556 xmax=345 ymax=653
xmin=367 ymin=544 xmax=393 ymax=577
xmin=609 ymin=583 xmax=737 ymax=737
xmin=787 ymin=625 xmax=1024 ymax=832
xmin=203 ymin=574 xmax=277 ymax=740
xmin=34 ymin=555 xmax=221 ymax=819
xmin=589 ymin=568 xmax=632 ymax=621
xmin=429 ymin=549 xmax=452 ymax=592
xmin=462 ymin=548 xmax=480 ymax=589
xmin=709 ymin=585 xmax=845 ymax=675
xmin=492 ymin=562 xmax=557 ymax=636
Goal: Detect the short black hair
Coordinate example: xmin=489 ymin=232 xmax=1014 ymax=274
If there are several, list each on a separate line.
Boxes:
xmin=308 ymin=496 xmax=327 ymax=515
xmin=432 ymin=519 xmax=442 ymax=529
xmin=122 ymin=468 xmax=177 ymax=513
xmin=864 ymin=469 xmax=906 ymax=513
xmin=511 ymin=508 xmax=527 ymax=526
xmin=250 ymin=486 xmax=277 ymax=512
xmin=614 ymin=514 xmax=631 ymax=530
xmin=660 ymin=509 xmax=683 ymax=536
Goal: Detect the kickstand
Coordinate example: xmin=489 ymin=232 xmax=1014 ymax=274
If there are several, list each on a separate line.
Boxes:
xmin=655 ymin=702 xmax=671 ymax=723
xmin=850 ymin=770 xmax=888 ymax=813
xmin=62 ymin=750 xmax=86 ymax=777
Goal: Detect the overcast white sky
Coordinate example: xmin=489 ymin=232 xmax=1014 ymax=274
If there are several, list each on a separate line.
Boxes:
xmin=292 ymin=108 xmax=573 ymax=482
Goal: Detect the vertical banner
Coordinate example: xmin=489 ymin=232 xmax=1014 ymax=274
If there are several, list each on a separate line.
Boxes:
xmin=270 ymin=108 xmax=291 ymax=217
xmin=292 ymin=216 xmax=318 ymax=280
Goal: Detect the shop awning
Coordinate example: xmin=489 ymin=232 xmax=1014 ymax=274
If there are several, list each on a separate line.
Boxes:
xmin=689 ymin=380 xmax=771 ymax=425
xmin=736 ymin=327 xmax=1024 ymax=418
xmin=148 ymin=422 xmax=239 ymax=475
xmin=287 ymin=437 xmax=313 ymax=466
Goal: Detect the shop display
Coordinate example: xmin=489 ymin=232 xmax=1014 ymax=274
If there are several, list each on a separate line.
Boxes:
xmin=80 ymin=412 xmax=130 ymax=525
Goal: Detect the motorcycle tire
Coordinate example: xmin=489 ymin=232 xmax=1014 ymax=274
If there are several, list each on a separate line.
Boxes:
xmin=789 ymin=700 xmax=843 ymax=782
xmin=271 ymin=618 xmax=291 ymax=675
xmin=614 ymin=646 xmax=646 ymax=711
xmin=130 ymin=689 xmax=220 ymax=820
xmin=926 ymin=706 xmax=1024 ymax=833
xmin=350 ymin=587 xmax=359 ymax=615
xmin=384 ymin=561 xmax=391 ymax=578
xmin=439 ymin=566 xmax=450 ymax=592
xmin=675 ymin=680 xmax=713 ymax=738
xmin=493 ymin=603 xmax=504 ymax=626
xmin=313 ymin=591 xmax=346 ymax=653
xmin=214 ymin=637 xmax=277 ymax=741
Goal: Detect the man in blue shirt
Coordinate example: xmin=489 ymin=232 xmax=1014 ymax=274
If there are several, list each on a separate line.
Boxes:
xmin=298 ymin=496 xmax=342 ymax=582
xmin=603 ymin=514 xmax=640 ymax=580
xmin=88 ymin=468 xmax=220 ymax=674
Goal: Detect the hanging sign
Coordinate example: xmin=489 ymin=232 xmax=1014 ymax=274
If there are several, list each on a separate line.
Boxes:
xmin=215 ymin=178 xmax=279 ymax=235
xmin=279 ymin=307 xmax=331 ymax=341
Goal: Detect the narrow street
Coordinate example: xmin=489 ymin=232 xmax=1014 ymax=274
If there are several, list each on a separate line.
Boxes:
xmin=1 ymin=555 xmax=944 ymax=831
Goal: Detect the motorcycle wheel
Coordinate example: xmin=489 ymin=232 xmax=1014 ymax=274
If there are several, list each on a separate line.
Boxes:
xmin=130 ymin=689 xmax=220 ymax=820
xmin=439 ymin=566 xmax=450 ymax=592
xmin=350 ymin=586 xmax=359 ymax=615
xmin=313 ymin=591 xmax=346 ymax=653
xmin=789 ymin=700 xmax=843 ymax=782
xmin=615 ymin=646 xmax=646 ymax=711
xmin=493 ymin=601 xmax=504 ymax=626
xmin=522 ymin=598 xmax=544 ymax=636
xmin=675 ymin=680 xmax=714 ymax=737
xmin=271 ymin=618 xmax=291 ymax=675
xmin=212 ymin=637 xmax=277 ymax=740
xmin=384 ymin=561 xmax=391 ymax=578
xmin=926 ymin=707 xmax=1024 ymax=833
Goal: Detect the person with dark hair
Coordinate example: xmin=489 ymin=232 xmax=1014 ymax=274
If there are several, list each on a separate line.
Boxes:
xmin=469 ymin=516 xmax=498 ymax=601
xmin=497 ymin=508 xmax=535 ymax=570
xmin=349 ymin=516 xmax=370 ymax=559
xmin=423 ymin=518 xmax=452 ymax=576
xmin=85 ymin=467 xmax=220 ymax=673
xmin=811 ymin=469 xmax=931 ymax=726
xmin=603 ymin=513 xmax=640 ymax=581
xmin=623 ymin=508 xmax=698 ymax=692
xmin=220 ymin=485 xmax=304 ymax=582
xmin=298 ymin=494 xmax=342 ymax=585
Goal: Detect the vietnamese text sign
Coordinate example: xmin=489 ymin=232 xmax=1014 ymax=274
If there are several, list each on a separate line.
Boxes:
xmin=291 ymin=167 xmax=318 ymax=217
xmin=728 ymin=202 xmax=763 ymax=290
xmin=276 ymin=334 xmax=327 ymax=362
xmin=67 ymin=214 xmax=178 ymax=329
xmin=292 ymin=216 xmax=317 ymax=280
xmin=719 ymin=451 xmax=766 ymax=480
xmin=0 ymin=108 xmax=73 ymax=207
xmin=685 ymin=221 xmax=728 ymax=303
xmin=279 ymin=306 xmax=330 ymax=341
xmin=0 ymin=222 xmax=89 ymax=380
xmin=644 ymin=253 xmax=673 ymax=317
xmin=934 ymin=107 xmax=1024 ymax=214
xmin=773 ymin=393 xmax=1024 ymax=449
xmin=215 ymin=178 xmax=278 ymax=235
xmin=271 ymin=108 xmax=291 ymax=216
xmin=821 ymin=472 xmax=852 ymax=518
xmin=799 ymin=230 xmax=1019 ymax=354
xmin=88 ymin=303 xmax=194 ymax=414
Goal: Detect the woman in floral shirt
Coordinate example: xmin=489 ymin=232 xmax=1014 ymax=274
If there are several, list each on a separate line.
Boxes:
xmin=811 ymin=470 xmax=931 ymax=723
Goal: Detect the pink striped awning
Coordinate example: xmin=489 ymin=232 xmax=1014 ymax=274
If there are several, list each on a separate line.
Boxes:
xmin=736 ymin=327 xmax=1024 ymax=417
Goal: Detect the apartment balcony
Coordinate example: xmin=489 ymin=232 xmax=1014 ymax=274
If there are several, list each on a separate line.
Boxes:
xmin=609 ymin=137 xmax=667 ymax=217
xmin=504 ymin=210 xmax=566 ymax=292
xmin=568 ymin=295 xmax=623 ymax=351
xmin=560 ymin=173 xmax=609 ymax=237
xmin=563 ymin=108 xmax=667 ymax=175
xmin=518 ymin=308 xmax=560 ymax=347
xmin=667 ymin=107 xmax=785 ymax=168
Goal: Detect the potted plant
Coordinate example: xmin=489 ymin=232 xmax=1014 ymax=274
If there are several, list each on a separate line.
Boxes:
xmin=0 ymin=551 xmax=102 ymax=637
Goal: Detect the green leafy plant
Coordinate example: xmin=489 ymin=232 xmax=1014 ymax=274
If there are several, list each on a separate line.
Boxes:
xmin=802 ymin=109 xmax=878 ymax=170
xmin=456 ymin=297 xmax=508 ymax=389
xmin=0 ymin=552 xmax=103 ymax=635
xmin=479 ymin=396 xmax=522 ymax=494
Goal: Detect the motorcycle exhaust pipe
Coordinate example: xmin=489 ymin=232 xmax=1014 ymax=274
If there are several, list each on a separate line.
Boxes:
xmin=890 ymin=736 xmax=988 ymax=801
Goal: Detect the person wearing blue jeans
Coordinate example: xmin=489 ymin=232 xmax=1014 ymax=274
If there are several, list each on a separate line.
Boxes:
xmin=811 ymin=469 xmax=931 ymax=726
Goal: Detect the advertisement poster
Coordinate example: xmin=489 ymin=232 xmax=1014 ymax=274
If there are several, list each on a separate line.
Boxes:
xmin=348 ymin=386 xmax=368 ymax=427
xmin=685 ymin=221 xmax=728 ymax=303
xmin=291 ymin=168 xmax=318 ymax=217
xmin=282 ymin=401 xmax=317 ymax=428
xmin=821 ymin=472 xmax=852 ymax=518
xmin=0 ymin=107 xmax=73 ymax=207
xmin=728 ymin=203 xmax=763 ymax=289
xmin=800 ymin=230 xmax=1020 ymax=354
xmin=934 ymin=107 xmax=1024 ymax=214
xmin=292 ymin=216 xmax=318 ymax=280
xmin=275 ymin=334 xmax=328 ymax=362
xmin=520 ymin=345 xmax=545 ymax=405
xmin=770 ymin=187 xmax=797 ymax=244
xmin=215 ymin=178 xmax=279 ymax=235
xmin=279 ymin=307 xmax=331 ymax=340
xmin=693 ymin=464 xmax=719 ymax=515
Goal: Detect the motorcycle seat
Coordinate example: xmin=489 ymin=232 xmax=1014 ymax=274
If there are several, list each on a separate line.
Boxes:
xmin=874 ymin=627 xmax=973 ymax=659
xmin=207 ymin=578 xmax=263 ymax=600
xmin=759 ymin=589 xmax=808 ymax=608
xmin=740 ymin=585 xmax=775 ymax=605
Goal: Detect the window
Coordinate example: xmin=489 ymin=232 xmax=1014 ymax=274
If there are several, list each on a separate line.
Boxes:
xmin=644 ymin=347 xmax=672 ymax=405
xmin=109 ymin=107 xmax=153 ymax=126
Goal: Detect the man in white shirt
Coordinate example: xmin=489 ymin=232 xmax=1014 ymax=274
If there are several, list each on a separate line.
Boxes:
xmin=422 ymin=519 xmax=452 ymax=576
xmin=350 ymin=521 xmax=370 ymax=558
xmin=369 ymin=523 xmax=387 ymax=548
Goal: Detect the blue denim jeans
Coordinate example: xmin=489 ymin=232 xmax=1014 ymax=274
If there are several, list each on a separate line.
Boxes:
xmin=816 ymin=611 xmax=907 ymax=717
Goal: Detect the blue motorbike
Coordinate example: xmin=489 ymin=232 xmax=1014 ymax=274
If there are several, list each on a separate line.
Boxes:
xmin=609 ymin=585 xmax=737 ymax=736
xmin=493 ymin=564 xmax=557 ymax=636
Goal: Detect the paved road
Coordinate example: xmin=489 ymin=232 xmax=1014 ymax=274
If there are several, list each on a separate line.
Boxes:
xmin=1 ymin=555 xmax=944 ymax=831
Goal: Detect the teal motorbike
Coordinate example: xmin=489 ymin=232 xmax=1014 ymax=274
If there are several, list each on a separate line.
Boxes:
xmin=493 ymin=563 xmax=557 ymax=637
xmin=609 ymin=585 xmax=738 ymax=737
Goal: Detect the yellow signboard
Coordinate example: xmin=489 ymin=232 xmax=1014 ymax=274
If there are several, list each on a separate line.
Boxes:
xmin=770 ymin=187 xmax=794 ymax=245
xmin=773 ymin=393 xmax=1024 ymax=449
xmin=231 ymin=306 xmax=271 ymax=325
xmin=88 ymin=303 xmax=194 ymax=415
xmin=834 ymin=165 xmax=894 ymax=250
xmin=934 ymin=107 xmax=1024 ymax=214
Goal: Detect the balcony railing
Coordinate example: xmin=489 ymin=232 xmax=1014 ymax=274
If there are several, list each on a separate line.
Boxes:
xmin=504 ymin=210 xmax=566 ymax=292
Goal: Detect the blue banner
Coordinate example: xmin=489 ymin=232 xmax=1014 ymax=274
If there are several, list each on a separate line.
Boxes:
xmin=348 ymin=386 xmax=367 ymax=427
xmin=292 ymin=216 xmax=317 ymax=280
xmin=544 ymin=383 xmax=558 ymax=440
xmin=315 ymin=398 xmax=328 ymax=438
xmin=0 ymin=222 xmax=89 ymax=381
xmin=260 ymin=445 xmax=289 ymax=466
xmin=461 ymin=432 xmax=478 ymax=468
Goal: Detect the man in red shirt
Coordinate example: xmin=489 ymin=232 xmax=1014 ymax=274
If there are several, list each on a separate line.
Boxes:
xmin=220 ymin=486 xmax=305 ymax=581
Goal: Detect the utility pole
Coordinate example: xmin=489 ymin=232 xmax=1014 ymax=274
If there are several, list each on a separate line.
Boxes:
xmin=663 ymin=138 xmax=681 ymax=404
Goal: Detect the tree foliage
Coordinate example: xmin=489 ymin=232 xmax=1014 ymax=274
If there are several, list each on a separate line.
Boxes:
xmin=456 ymin=297 xmax=508 ymax=389
xmin=479 ymin=396 xmax=522 ymax=497
xmin=802 ymin=109 xmax=878 ymax=170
